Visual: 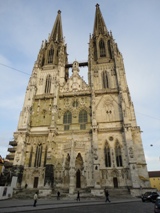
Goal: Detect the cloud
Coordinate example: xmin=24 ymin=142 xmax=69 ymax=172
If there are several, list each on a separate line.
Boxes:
xmin=145 ymin=154 xmax=160 ymax=171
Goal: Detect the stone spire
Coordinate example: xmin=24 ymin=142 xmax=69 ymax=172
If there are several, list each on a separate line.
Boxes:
xmin=93 ymin=4 xmax=108 ymax=36
xmin=50 ymin=10 xmax=63 ymax=42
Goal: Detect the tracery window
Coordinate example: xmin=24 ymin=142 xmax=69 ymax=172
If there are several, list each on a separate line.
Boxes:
xmin=41 ymin=56 xmax=45 ymax=67
xmin=104 ymin=142 xmax=111 ymax=167
xmin=79 ymin=110 xmax=87 ymax=130
xmin=99 ymin=39 xmax=106 ymax=57
xmin=115 ymin=142 xmax=123 ymax=167
xmin=93 ymin=41 xmax=97 ymax=61
xmin=75 ymin=153 xmax=83 ymax=169
xmin=34 ymin=144 xmax=42 ymax=167
xmin=63 ymin=111 xmax=72 ymax=130
xmin=65 ymin=154 xmax=70 ymax=169
xmin=48 ymin=46 xmax=54 ymax=63
xmin=28 ymin=146 xmax=33 ymax=167
xmin=44 ymin=146 xmax=47 ymax=166
xmin=102 ymin=71 xmax=109 ymax=88
xmin=73 ymin=100 xmax=78 ymax=107
xmin=108 ymin=40 xmax=112 ymax=59
xmin=45 ymin=75 xmax=51 ymax=93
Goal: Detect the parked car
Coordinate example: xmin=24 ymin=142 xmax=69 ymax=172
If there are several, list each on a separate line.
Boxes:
xmin=154 ymin=196 xmax=160 ymax=213
xmin=141 ymin=192 xmax=159 ymax=202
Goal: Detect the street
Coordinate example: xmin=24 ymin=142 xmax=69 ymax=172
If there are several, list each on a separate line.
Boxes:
xmin=19 ymin=201 xmax=154 ymax=213
xmin=0 ymin=201 xmax=154 ymax=213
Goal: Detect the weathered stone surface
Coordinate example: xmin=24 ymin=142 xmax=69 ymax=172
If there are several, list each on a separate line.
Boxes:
xmin=6 ymin=5 xmax=150 ymax=195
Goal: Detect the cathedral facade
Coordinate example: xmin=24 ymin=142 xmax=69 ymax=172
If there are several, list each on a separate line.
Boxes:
xmin=7 ymin=4 xmax=150 ymax=195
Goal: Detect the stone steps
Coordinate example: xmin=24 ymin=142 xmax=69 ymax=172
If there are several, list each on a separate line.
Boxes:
xmin=106 ymin=188 xmax=131 ymax=198
xmin=13 ymin=188 xmax=131 ymax=199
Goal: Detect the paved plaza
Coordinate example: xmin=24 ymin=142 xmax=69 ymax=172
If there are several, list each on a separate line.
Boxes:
xmin=0 ymin=197 xmax=155 ymax=213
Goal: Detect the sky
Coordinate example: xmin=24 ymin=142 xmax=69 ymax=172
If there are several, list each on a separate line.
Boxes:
xmin=0 ymin=0 xmax=160 ymax=171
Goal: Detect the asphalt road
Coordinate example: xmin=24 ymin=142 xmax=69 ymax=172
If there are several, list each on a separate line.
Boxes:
xmin=0 ymin=201 xmax=154 ymax=213
xmin=19 ymin=201 xmax=154 ymax=213
xmin=0 ymin=198 xmax=155 ymax=213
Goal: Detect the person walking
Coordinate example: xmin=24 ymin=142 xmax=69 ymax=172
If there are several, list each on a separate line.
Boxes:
xmin=77 ymin=191 xmax=80 ymax=201
xmin=57 ymin=191 xmax=60 ymax=200
xmin=33 ymin=191 xmax=38 ymax=207
xmin=105 ymin=188 xmax=111 ymax=202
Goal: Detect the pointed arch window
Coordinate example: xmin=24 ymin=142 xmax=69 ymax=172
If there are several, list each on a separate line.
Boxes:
xmin=34 ymin=144 xmax=42 ymax=167
xmin=115 ymin=142 xmax=123 ymax=167
xmin=79 ymin=110 xmax=87 ymax=130
xmin=28 ymin=146 xmax=33 ymax=167
xmin=93 ymin=40 xmax=97 ymax=61
xmin=99 ymin=39 xmax=106 ymax=57
xmin=75 ymin=153 xmax=83 ymax=169
xmin=45 ymin=75 xmax=51 ymax=93
xmin=65 ymin=154 xmax=70 ymax=169
xmin=41 ymin=56 xmax=45 ymax=67
xmin=48 ymin=46 xmax=54 ymax=63
xmin=63 ymin=111 xmax=72 ymax=130
xmin=107 ymin=40 xmax=112 ymax=59
xmin=73 ymin=100 xmax=78 ymax=107
xmin=102 ymin=71 xmax=109 ymax=88
xmin=104 ymin=142 xmax=111 ymax=167
xmin=44 ymin=146 xmax=47 ymax=166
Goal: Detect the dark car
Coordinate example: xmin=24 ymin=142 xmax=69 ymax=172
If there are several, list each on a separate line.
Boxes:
xmin=142 ymin=191 xmax=159 ymax=202
xmin=154 ymin=197 xmax=160 ymax=213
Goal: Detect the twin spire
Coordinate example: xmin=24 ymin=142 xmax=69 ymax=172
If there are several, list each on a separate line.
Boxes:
xmin=50 ymin=10 xmax=63 ymax=42
xmin=93 ymin=3 xmax=108 ymax=36
xmin=50 ymin=4 xmax=107 ymax=43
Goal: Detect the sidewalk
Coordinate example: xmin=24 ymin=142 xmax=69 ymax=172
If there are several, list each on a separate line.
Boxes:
xmin=0 ymin=197 xmax=140 ymax=213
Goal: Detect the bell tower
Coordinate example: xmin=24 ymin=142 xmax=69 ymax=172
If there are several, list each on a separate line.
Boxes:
xmin=88 ymin=4 xmax=150 ymax=191
xmin=89 ymin=3 xmax=120 ymax=91
xmin=36 ymin=10 xmax=68 ymax=87
xmin=11 ymin=10 xmax=68 ymax=187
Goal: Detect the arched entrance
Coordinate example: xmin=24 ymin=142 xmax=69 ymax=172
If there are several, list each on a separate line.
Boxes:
xmin=113 ymin=177 xmax=118 ymax=188
xmin=76 ymin=169 xmax=81 ymax=188
xmin=75 ymin=153 xmax=83 ymax=188
xmin=33 ymin=177 xmax=39 ymax=188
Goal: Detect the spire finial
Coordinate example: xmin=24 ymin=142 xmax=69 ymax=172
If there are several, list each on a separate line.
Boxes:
xmin=50 ymin=10 xmax=63 ymax=42
xmin=93 ymin=3 xmax=108 ymax=35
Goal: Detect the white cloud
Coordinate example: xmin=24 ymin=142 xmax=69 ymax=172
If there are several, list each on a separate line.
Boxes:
xmin=145 ymin=154 xmax=160 ymax=171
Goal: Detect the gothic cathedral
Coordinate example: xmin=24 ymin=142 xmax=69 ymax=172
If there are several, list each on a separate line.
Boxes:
xmin=7 ymin=4 xmax=150 ymax=195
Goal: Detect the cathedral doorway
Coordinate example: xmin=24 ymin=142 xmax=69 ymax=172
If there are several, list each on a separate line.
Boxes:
xmin=33 ymin=177 xmax=39 ymax=188
xmin=75 ymin=153 xmax=83 ymax=188
xmin=113 ymin=177 xmax=118 ymax=188
xmin=76 ymin=169 xmax=81 ymax=188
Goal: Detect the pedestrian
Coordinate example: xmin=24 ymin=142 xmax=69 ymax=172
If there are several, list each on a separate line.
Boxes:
xmin=77 ymin=191 xmax=80 ymax=201
xmin=105 ymin=188 xmax=111 ymax=202
xmin=57 ymin=191 xmax=60 ymax=200
xmin=33 ymin=191 xmax=38 ymax=207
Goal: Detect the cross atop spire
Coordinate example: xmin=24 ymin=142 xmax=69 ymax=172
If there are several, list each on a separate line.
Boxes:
xmin=93 ymin=4 xmax=108 ymax=36
xmin=50 ymin=10 xmax=63 ymax=42
xmin=96 ymin=3 xmax=99 ymax=8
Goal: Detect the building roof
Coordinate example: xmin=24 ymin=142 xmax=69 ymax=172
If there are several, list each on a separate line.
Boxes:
xmin=148 ymin=171 xmax=160 ymax=178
